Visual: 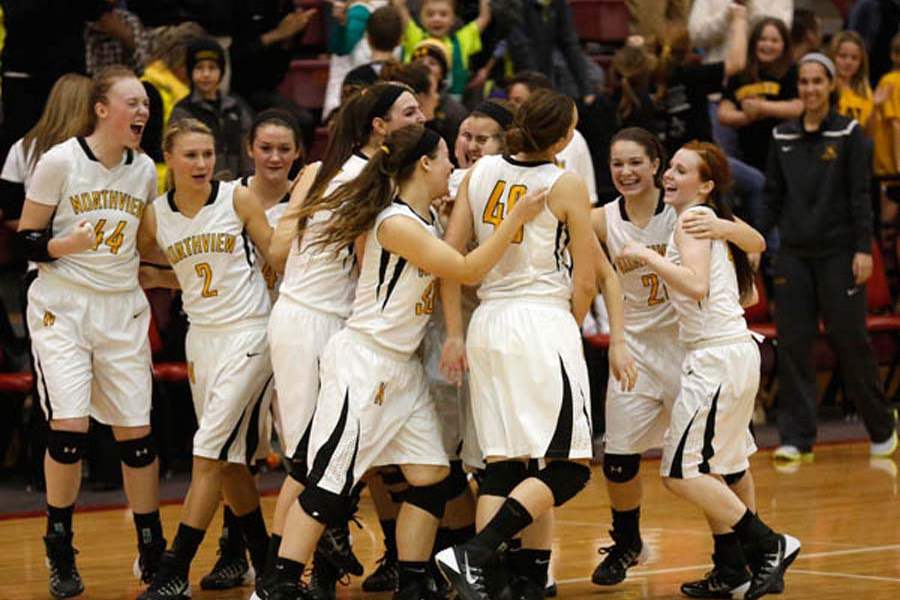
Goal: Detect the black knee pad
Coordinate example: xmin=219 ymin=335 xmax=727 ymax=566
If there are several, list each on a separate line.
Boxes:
xmin=536 ymin=461 xmax=591 ymax=506
xmin=380 ymin=465 xmax=407 ymax=485
xmin=445 ymin=460 xmax=469 ymax=499
xmin=289 ymin=459 xmax=308 ymax=486
xmin=603 ymin=453 xmax=641 ymax=483
xmin=117 ymin=434 xmax=157 ymax=468
xmin=479 ymin=460 xmax=527 ymax=497
xmin=723 ymin=470 xmax=746 ymax=486
xmin=404 ymin=476 xmax=451 ymax=520
xmin=298 ymin=485 xmax=353 ymax=527
xmin=47 ymin=430 xmax=88 ymax=464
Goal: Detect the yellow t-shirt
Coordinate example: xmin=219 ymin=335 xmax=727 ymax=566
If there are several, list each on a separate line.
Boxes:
xmin=402 ymin=20 xmax=481 ymax=95
xmin=837 ymin=86 xmax=873 ymax=129
xmin=873 ymin=71 xmax=900 ymax=176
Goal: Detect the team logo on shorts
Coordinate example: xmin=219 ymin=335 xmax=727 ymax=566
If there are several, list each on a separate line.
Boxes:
xmin=374 ymin=382 xmax=386 ymax=406
xmin=820 ymin=145 xmax=838 ymax=161
xmin=42 ymin=311 xmax=56 ymax=327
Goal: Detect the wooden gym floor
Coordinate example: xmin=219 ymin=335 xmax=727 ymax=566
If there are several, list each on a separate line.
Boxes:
xmin=1 ymin=442 xmax=898 ymax=599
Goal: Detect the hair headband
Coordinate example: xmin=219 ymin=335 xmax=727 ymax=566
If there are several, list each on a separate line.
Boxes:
xmin=473 ymin=101 xmax=513 ymax=130
xmin=368 ymin=85 xmax=407 ymax=123
xmin=799 ymin=52 xmax=836 ymax=79
xmin=400 ymin=128 xmax=441 ymax=167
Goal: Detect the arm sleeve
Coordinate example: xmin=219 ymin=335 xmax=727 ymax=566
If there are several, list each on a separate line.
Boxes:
xmin=329 ymin=5 xmax=371 ymax=55
xmin=760 ymin=132 xmax=785 ymax=236
xmin=847 ymin=123 xmax=874 ymax=253
xmin=687 ymin=0 xmax=730 ymax=49
xmin=555 ymin=1 xmax=591 ymax=97
xmin=27 ymin=149 xmax=68 ymax=207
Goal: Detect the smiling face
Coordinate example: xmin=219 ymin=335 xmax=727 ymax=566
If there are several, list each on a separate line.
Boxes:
xmin=507 ymin=82 xmax=532 ymax=108
xmin=662 ymin=148 xmax=713 ymax=210
xmin=422 ymin=138 xmax=454 ymax=198
xmin=834 ymin=40 xmax=863 ymax=83
xmin=798 ymin=61 xmax=834 ymax=113
xmin=378 ymin=90 xmax=427 ymax=137
xmin=610 ymin=139 xmax=660 ymax=199
xmin=420 ymin=0 xmax=454 ymax=38
xmin=166 ymin=131 xmax=216 ymax=189
xmin=192 ymin=59 xmax=222 ymax=99
xmin=96 ymin=76 xmax=150 ymax=149
xmin=755 ymin=24 xmax=786 ymax=65
xmin=248 ymin=123 xmax=300 ymax=185
xmin=459 ymin=115 xmax=503 ymax=164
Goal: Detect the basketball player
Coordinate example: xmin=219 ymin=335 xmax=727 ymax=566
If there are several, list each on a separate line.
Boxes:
xmin=621 ymin=142 xmax=800 ymax=599
xmin=592 ymin=128 xmax=766 ymax=587
xmin=434 ymin=88 xmax=600 ymax=600
xmin=253 ymin=124 xmax=546 ymax=600
xmin=137 ymin=119 xmax=275 ymax=600
xmin=262 ymin=84 xmax=427 ymax=597
xmin=200 ymin=109 xmax=304 ymax=592
xmin=16 ymin=65 xmax=164 ymax=598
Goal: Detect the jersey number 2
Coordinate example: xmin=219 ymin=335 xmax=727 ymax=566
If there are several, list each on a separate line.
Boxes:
xmin=195 ymin=263 xmax=218 ymax=297
xmin=641 ymin=273 xmax=668 ymax=306
xmin=482 ymin=181 xmax=526 ymax=243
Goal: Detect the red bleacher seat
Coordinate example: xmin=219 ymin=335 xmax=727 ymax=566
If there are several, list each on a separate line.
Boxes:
xmin=279 ymin=59 xmax=330 ymax=110
xmin=584 ymin=332 xmax=610 ymax=350
xmin=569 ymin=0 xmax=629 ymax=45
xmin=744 ymin=275 xmax=776 ymax=340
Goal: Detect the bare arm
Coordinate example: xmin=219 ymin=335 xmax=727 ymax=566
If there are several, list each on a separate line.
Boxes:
xmin=681 ymin=213 xmax=765 ymax=253
xmin=593 ymin=238 xmax=637 ymax=390
xmin=718 ymin=98 xmax=752 ymax=128
xmin=590 ymin=205 xmax=608 ymax=244
xmin=624 ymin=220 xmax=711 ymax=302
xmin=269 ymin=163 xmax=320 ymax=273
xmin=723 ymin=4 xmax=748 ymax=78
xmin=379 ymin=185 xmax=545 ymax=285
xmin=475 ymin=0 xmax=491 ymax=32
xmin=234 ymin=186 xmax=274 ymax=265
xmin=757 ymin=98 xmax=804 ymax=120
xmin=550 ymin=174 xmax=597 ymax=324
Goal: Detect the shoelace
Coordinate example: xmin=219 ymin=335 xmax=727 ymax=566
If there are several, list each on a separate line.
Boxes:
xmin=598 ymin=543 xmax=638 ymax=568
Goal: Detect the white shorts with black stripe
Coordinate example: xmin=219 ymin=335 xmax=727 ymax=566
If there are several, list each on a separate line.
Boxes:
xmin=305 ymin=329 xmax=448 ymax=496
xmin=186 ymin=320 xmax=274 ymax=464
xmin=268 ymin=297 xmax=344 ymax=464
xmin=466 ymin=299 xmax=593 ymax=460
xmin=661 ymin=338 xmax=759 ymax=479
xmin=28 ymin=273 xmax=152 ymax=426
xmin=421 ymin=317 xmax=484 ymax=469
xmin=604 ymin=325 xmax=683 ymax=455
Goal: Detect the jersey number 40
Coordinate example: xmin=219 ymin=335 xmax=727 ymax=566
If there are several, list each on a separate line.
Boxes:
xmin=482 ymin=181 xmax=526 ymax=244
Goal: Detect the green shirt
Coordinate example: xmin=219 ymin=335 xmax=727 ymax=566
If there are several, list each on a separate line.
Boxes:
xmin=402 ymin=20 xmax=482 ymax=95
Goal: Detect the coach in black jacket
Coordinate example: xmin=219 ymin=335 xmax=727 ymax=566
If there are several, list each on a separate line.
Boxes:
xmin=762 ymin=53 xmax=897 ymax=460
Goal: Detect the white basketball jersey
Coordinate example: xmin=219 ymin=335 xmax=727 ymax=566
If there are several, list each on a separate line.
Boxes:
xmin=666 ymin=206 xmax=749 ymax=346
xmin=27 ymin=137 xmax=156 ymax=291
xmin=346 ymin=201 xmax=437 ymax=358
xmin=466 ymin=154 xmax=570 ymax=302
xmin=239 ymin=175 xmax=289 ymax=299
xmin=604 ymin=196 xmax=679 ymax=334
xmin=153 ymin=180 xmax=271 ymax=327
xmin=279 ymin=153 xmax=368 ymax=318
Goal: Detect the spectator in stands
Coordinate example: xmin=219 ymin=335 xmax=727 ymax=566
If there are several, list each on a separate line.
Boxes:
xmin=505 ymin=0 xmax=597 ymax=106
xmin=410 ymin=40 xmax=468 ymax=150
xmin=610 ymin=44 xmax=663 ymax=134
xmin=872 ymin=33 xmax=900 ymax=251
xmin=719 ymin=17 xmax=803 ymax=173
xmin=849 ymin=0 xmax=900 ymax=88
xmin=0 ymin=0 xmax=107 ymax=159
xmin=229 ymin=0 xmax=316 ymax=149
xmin=830 ymin=31 xmax=878 ymax=131
xmin=507 ymin=71 xmax=598 ymax=204
xmin=763 ymin=53 xmax=898 ymax=462
xmin=170 ymin=37 xmax=255 ymax=180
xmin=790 ymin=8 xmax=821 ymax=63
xmin=141 ymin=22 xmax=204 ymax=191
xmin=341 ymin=5 xmax=404 ymax=102
xmin=653 ymin=8 xmax=748 ymax=156
xmin=394 ymin=0 xmax=490 ymax=99
xmin=382 ymin=60 xmax=465 ymax=155
xmin=324 ymin=1 xmax=395 ymax=122
xmin=688 ymin=0 xmax=792 ymax=155
xmin=626 ymin=0 xmax=690 ymax=46
xmin=84 ymin=0 xmax=152 ymax=75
